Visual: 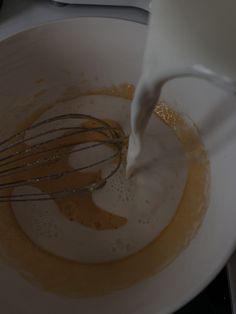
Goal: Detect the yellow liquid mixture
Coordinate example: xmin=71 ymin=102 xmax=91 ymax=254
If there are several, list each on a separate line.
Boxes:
xmin=7 ymin=117 xmax=127 ymax=231
xmin=0 ymin=84 xmax=209 ymax=297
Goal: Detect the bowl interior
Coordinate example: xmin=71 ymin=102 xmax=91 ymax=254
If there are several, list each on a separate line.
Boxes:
xmin=0 ymin=17 xmax=236 ymax=314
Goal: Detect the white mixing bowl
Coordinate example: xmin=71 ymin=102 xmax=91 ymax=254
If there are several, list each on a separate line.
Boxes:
xmin=0 ymin=17 xmax=236 ymax=314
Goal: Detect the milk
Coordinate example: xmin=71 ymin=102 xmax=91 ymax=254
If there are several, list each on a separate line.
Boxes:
xmin=127 ymin=0 xmax=236 ymax=175
xmin=12 ymin=94 xmax=188 ymax=263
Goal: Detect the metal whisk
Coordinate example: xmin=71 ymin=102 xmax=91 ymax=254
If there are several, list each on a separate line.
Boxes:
xmin=0 ymin=114 xmax=126 ymax=202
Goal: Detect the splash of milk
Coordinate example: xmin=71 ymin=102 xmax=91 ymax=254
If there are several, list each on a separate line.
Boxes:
xmin=127 ymin=0 xmax=236 ymax=176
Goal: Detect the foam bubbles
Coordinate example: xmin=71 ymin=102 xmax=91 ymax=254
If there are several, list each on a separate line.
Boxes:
xmin=12 ymin=94 xmax=188 ymax=263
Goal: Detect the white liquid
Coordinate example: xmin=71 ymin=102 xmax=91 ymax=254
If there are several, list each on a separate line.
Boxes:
xmin=127 ymin=0 xmax=236 ymax=175
xmin=12 ymin=94 xmax=187 ymax=263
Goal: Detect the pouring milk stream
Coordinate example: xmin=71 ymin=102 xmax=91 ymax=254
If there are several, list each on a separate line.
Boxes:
xmin=127 ymin=0 xmax=236 ymax=176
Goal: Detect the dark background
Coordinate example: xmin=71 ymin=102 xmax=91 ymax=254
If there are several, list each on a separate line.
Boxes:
xmin=176 ymin=269 xmax=232 ymax=314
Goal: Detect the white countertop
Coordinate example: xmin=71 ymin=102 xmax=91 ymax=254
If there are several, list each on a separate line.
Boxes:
xmin=0 ymin=1 xmax=236 ymax=312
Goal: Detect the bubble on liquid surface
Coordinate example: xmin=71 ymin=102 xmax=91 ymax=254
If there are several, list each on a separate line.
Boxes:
xmin=11 ymin=95 xmax=188 ymax=263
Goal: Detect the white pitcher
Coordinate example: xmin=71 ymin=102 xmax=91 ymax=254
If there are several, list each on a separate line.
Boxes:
xmin=127 ymin=0 xmax=236 ymax=175
xmin=144 ymin=0 xmax=236 ymax=91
